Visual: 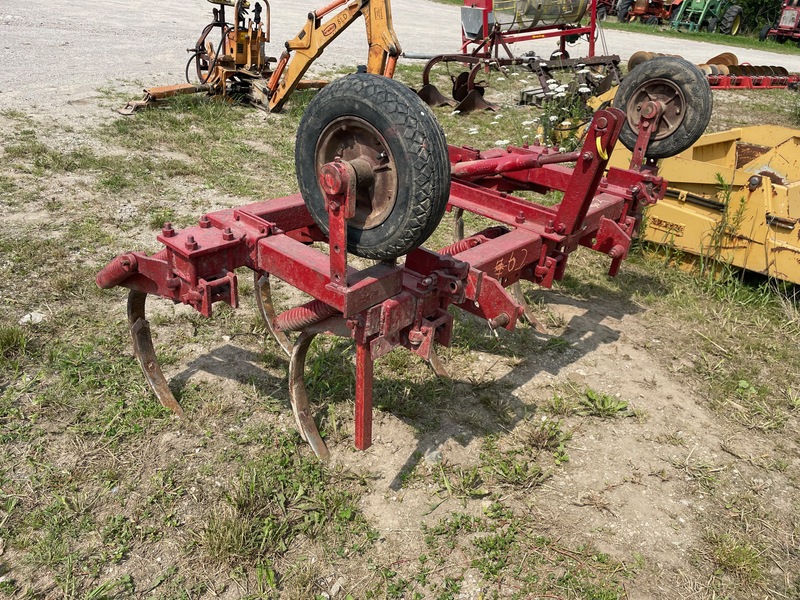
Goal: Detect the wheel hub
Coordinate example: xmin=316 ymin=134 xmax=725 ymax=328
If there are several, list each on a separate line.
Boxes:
xmin=626 ymin=76 xmax=687 ymax=142
xmin=315 ymin=116 xmax=398 ymax=230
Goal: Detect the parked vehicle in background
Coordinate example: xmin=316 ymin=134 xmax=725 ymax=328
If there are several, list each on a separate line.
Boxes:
xmin=670 ymin=0 xmax=744 ymax=33
xmin=617 ymin=0 xmax=680 ymax=24
xmin=618 ymin=0 xmax=744 ymax=31
xmin=760 ymin=0 xmax=800 ymax=43
xmin=596 ymin=0 xmax=620 ymax=20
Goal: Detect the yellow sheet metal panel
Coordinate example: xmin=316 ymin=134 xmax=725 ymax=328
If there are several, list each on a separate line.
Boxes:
xmin=636 ymin=125 xmax=800 ymax=284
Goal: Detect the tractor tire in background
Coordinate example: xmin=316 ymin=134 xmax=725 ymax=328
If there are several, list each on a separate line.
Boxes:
xmin=597 ymin=4 xmax=609 ymax=20
xmin=613 ymin=56 xmax=713 ymax=159
xmin=617 ymin=0 xmax=633 ymax=22
xmin=707 ymin=16 xmax=718 ymax=32
xmin=645 ymin=16 xmax=660 ymax=25
xmin=720 ymin=4 xmax=743 ymax=35
xmin=759 ymin=23 xmax=772 ymax=41
xmin=295 ymin=73 xmax=450 ymax=261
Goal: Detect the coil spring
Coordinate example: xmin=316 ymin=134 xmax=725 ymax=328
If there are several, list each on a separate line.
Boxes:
xmin=438 ymin=237 xmax=484 ymax=256
xmin=274 ymin=299 xmax=339 ymax=332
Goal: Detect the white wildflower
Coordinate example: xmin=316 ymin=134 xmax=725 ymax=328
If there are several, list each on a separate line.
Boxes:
xmin=554 ymin=92 xmax=566 ymax=98
xmin=497 ymin=77 xmax=506 ymax=82
xmin=494 ymin=139 xmax=510 ymax=146
xmin=559 ymin=146 xmax=567 ymax=153
xmin=549 ymin=115 xmax=558 ymax=122
xmin=578 ymin=85 xmax=591 ymax=94
xmin=451 ymin=110 xmax=461 ymax=115
xmin=546 ymin=78 xmax=558 ymax=84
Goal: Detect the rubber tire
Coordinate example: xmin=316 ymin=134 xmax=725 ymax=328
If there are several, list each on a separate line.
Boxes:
xmin=759 ymin=23 xmax=771 ymax=41
xmin=597 ymin=4 xmax=609 ymax=20
xmin=719 ymin=4 xmax=743 ymax=35
xmin=613 ymin=56 xmax=712 ymax=159
xmin=645 ymin=15 xmax=660 ymax=24
xmin=707 ymin=17 xmax=718 ymax=32
xmin=295 ymin=74 xmax=450 ymax=261
xmin=617 ymin=0 xmax=633 ymax=21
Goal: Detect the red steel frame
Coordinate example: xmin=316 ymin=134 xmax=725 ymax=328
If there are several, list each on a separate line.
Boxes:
xmin=461 ymin=0 xmax=597 ymax=58
xmin=97 ymin=107 xmax=666 ymax=458
xmin=707 ymin=74 xmax=800 ymax=90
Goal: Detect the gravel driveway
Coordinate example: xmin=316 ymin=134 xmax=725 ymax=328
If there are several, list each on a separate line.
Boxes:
xmin=1 ymin=0 xmax=799 ymax=120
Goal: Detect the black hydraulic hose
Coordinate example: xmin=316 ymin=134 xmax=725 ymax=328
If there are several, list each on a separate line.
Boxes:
xmin=185 ymin=52 xmax=201 ymax=84
xmin=185 ymin=22 xmax=231 ymax=85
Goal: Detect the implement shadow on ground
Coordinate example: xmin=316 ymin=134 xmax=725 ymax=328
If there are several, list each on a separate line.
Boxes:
xmin=380 ymin=266 xmax=669 ymax=489
xmin=153 ymin=265 xmax=668 ymax=490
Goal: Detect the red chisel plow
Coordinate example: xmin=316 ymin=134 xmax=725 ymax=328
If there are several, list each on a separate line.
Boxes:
xmin=98 ymin=58 xmax=710 ymax=458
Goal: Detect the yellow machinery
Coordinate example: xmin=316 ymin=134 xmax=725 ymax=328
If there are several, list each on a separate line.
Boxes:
xmin=120 ymin=0 xmax=400 ymax=114
xmin=588 ymin=54 xmax=800 ymax=284
xmin=608 ymin=126 xmax=800 ymax=284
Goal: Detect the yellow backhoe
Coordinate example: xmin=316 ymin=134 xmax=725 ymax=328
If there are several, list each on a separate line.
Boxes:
xmin=119 ymin=0 xmax=400 ymax=114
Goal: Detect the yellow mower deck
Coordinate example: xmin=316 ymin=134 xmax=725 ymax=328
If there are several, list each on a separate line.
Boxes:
xmin=608 ymin=126 xmax=800 ymax=284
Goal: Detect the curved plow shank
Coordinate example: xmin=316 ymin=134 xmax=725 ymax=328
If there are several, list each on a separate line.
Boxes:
xmin=254 ymin=273 xmax=293 ymax=357
xmin=452 ymin=207 xmax=465 ymax=242
xmin=427 ymin=347 xmax=451 ymax=380
xmin=127 ymin=291 xmax=183 ymax=415
xmin=510 ymin=282 xmax=547 ymax=334
xmin=289 ymin=331 xmax=330 ymax=460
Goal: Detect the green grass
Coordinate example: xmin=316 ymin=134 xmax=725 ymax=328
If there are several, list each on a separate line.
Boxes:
xmin=706 ymin=532 xmax=764 ymax=583
xmin=0 ymin=325 xmax=28 ymax=362
xmin=415 ymin=505 xmax=630 ymax=599
xmin=577 ymin=387 xmax=630 ymax=418
xmin=196 ymin=431 xmax=374 ymax=565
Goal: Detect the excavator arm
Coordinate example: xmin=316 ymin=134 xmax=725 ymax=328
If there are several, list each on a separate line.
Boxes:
xmin=266 ymin=0 xmax=401 ymax=112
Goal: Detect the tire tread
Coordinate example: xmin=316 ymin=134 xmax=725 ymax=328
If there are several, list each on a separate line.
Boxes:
xmin=296 ymin=74 xmax=450 ymax=260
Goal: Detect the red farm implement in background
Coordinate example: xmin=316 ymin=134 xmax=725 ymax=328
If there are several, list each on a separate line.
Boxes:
xmin=459 ymin=0 xmax=597 ymax=56
xmin=416 ymin=0 xmax=617 ymax=112
xmin=97 ymin=58 xmax=711 ymax=459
